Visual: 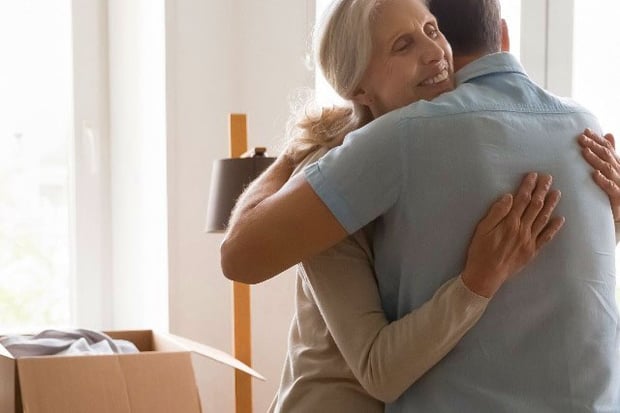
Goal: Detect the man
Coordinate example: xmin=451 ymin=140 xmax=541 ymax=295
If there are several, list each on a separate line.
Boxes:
xmin=222 ymin=0 xmax=620 ymax=410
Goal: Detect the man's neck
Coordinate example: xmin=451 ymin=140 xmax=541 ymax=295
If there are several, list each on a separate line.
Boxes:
xmin=453 ymin=54 xmax=485 ymax=72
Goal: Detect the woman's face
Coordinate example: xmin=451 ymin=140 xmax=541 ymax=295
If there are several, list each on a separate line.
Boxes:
xmin=355 ymin=0 xmax=455 ymax=118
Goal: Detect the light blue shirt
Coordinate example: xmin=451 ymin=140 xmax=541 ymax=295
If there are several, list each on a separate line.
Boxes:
xmin=305 ymin=53 xmax=619 ymax=412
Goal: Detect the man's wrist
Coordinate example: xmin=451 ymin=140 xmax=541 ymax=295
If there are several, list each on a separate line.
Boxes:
xmin=276 ymin=153 xmax=296 ymax=172
xmin=264 ymin=155 xmax=294 ymax=184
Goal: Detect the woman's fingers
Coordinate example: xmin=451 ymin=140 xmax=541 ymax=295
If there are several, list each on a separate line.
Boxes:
xmin=583 ymin=147 xmax=620 ymax=182
xmin=477 ymin=194 xmax=513 ymax=233
xmin=462 ymin=173 xmax=564 ymax=298
xmin=584 ymin=128 xmax=616 ymax=152
xmin=531 ymin=189 xmax=562 ymax=237
xmin=580 ymin=129 xmax=617 ymax=159
xmin=579 ymin=129 xmax=620 ymax=221
xmin=480 ymin=173 xmax=554 ymax=235
xmin=535 ymin=216 xmax=566 ymax=249
xmin=520 ymin=174 xmax=552 ymax=230
xmin=508 ymin=172 xmax=538 ymax=221
xmin=604 ymin=133 xmax=616 ymax=150
xmin=579 ymin=130 xmax=620 ymax=180
xmin=593 ymin=169 xmax=620 ymax=196
xmin=593 ymin=171 xmax=620 ymax=219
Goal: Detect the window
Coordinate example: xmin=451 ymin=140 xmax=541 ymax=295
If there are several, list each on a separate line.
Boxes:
xmin=572 ymin=0 xmax=620 ymax=139
xmin=500 ymin=0 xmax=521 ymax=60
xmin=0 ymin=0 xmax=73 ymax=331
xmin=570 ymin=0 xmax=620 ymax=300
xmin=0 ymin=0 xmax=113 ymax=331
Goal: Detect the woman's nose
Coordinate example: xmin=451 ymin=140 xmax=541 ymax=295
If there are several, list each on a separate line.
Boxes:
xmin=420 ymin=36 xmax=445 ymax=65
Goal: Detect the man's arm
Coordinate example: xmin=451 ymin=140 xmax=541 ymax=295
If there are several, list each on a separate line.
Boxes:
xmin=223 ymin=111 xmax=406 ymax=284
xmin=221 ymin=155 xmax=348 ymax=284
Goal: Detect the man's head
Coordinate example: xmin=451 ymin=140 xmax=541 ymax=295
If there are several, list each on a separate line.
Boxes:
xmin=428 ymin=0 xmax=505 ymax=62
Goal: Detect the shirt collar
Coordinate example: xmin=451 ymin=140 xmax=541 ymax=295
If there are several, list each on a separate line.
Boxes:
xmin=455 ymin=52 xmax=527 ymax=86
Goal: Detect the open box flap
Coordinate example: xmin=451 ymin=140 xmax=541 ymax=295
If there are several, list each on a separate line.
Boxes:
xmin=155 ymin=333 xmax=265 ymax=380
xmin=0 ymin=343 xmax=13 ymax=359
xmin=118 ymin=352 xmax=202 ymax=413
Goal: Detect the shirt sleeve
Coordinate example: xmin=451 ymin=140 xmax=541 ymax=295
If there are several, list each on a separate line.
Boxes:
xmin=300 ymin=229 xmax=489 ymax=403
xmin=303 ymin=111 xmax=406 ymax=234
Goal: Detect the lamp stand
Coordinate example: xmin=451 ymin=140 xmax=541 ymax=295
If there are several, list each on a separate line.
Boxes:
xmin=229 ymin=113 xmax=253 ymax=413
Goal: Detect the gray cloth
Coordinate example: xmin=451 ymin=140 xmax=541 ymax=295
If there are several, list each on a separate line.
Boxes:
xmin=0 ymin=329 xmax=139 ymax=358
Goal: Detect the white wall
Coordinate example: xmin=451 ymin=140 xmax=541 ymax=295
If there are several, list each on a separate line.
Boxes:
xmin=103 ymin=0 xmax=313 ymax=408
xmin=235 ymin=1 xmax=314 ymax=409
xmin=166 ymin=0 xmax=237 ymax=411
xmin=166 ymin=0 xmax=313 ymax=411
xmin=108 ymin=0 xmax=169 ymax=330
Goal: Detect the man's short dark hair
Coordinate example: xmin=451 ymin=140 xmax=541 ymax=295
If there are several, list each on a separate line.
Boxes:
xmin=429 ymin=0 xmax=502 ymax=56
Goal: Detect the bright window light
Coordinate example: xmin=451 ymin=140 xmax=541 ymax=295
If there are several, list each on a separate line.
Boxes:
xmin=572 ymin=0 xmax=620 ymax=137
xmin=500 ymin=0 xmax=521 ymax=60
xmin=0 ymin=0 xmax=73 ymax=330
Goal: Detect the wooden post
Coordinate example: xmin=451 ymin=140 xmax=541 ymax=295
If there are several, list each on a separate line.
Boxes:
xmin=229 ymin=113 xmax=253 ymax=413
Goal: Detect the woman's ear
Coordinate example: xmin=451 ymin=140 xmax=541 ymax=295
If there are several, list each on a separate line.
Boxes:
xmin=501 ymin=18 xmax=510 ymax=52
xmin=351 ymin=87 xmax=373 ymax=107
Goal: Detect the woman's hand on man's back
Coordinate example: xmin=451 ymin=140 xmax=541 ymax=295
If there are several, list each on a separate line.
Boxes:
xmin=461 ymin=172 xmax=564 ymax=298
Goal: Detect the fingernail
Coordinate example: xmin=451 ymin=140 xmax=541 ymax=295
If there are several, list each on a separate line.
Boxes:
xmin=546 ymin=176 xmax=553 ymax=189
xmin=585 ymin=128 xmax=592 ymax=135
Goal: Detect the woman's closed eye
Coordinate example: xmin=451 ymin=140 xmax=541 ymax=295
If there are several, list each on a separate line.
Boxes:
xmin=392 ymin=36 xmax=413 ymax=52
xmin=392 ymin=23 xmax=440 ymax=53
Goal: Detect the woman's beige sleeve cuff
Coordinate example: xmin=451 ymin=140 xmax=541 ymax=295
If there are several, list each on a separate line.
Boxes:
xmin=455 ymin=274 xmax=491 ymax=310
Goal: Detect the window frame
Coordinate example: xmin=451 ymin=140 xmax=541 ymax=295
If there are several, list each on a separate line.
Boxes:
xmin=69 ymin=0 xmax=112 ymax=329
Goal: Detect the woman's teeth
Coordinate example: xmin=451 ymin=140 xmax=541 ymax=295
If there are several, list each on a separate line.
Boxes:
xmin=421 ymin=69 xmax=449 ymax=86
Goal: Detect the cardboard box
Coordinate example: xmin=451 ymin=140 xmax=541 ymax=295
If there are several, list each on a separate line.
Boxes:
xmin=0 ymin=330 xmax=264 ymax=413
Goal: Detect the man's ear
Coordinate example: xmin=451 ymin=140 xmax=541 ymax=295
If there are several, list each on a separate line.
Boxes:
xmin=501 ymin=18 xmax=510 ymax=52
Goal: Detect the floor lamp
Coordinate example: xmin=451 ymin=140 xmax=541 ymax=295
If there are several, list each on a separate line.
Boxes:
xmin=205 ymin=114 xmax=275 ymax=413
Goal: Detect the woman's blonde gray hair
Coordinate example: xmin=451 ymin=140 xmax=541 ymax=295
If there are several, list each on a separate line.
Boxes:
xmin=285 ymin=0 xmax=380 ymax=163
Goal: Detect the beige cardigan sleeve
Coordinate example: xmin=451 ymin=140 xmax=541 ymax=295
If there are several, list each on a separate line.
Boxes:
xmin=294 ymin=149 xmax=489 ymax=403
xmin=299 ymin=232 xmax=488 ymax=403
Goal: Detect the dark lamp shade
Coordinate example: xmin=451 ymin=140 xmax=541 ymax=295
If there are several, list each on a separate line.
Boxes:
xmin=205 ymin=156 xmax=276 ymax=232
